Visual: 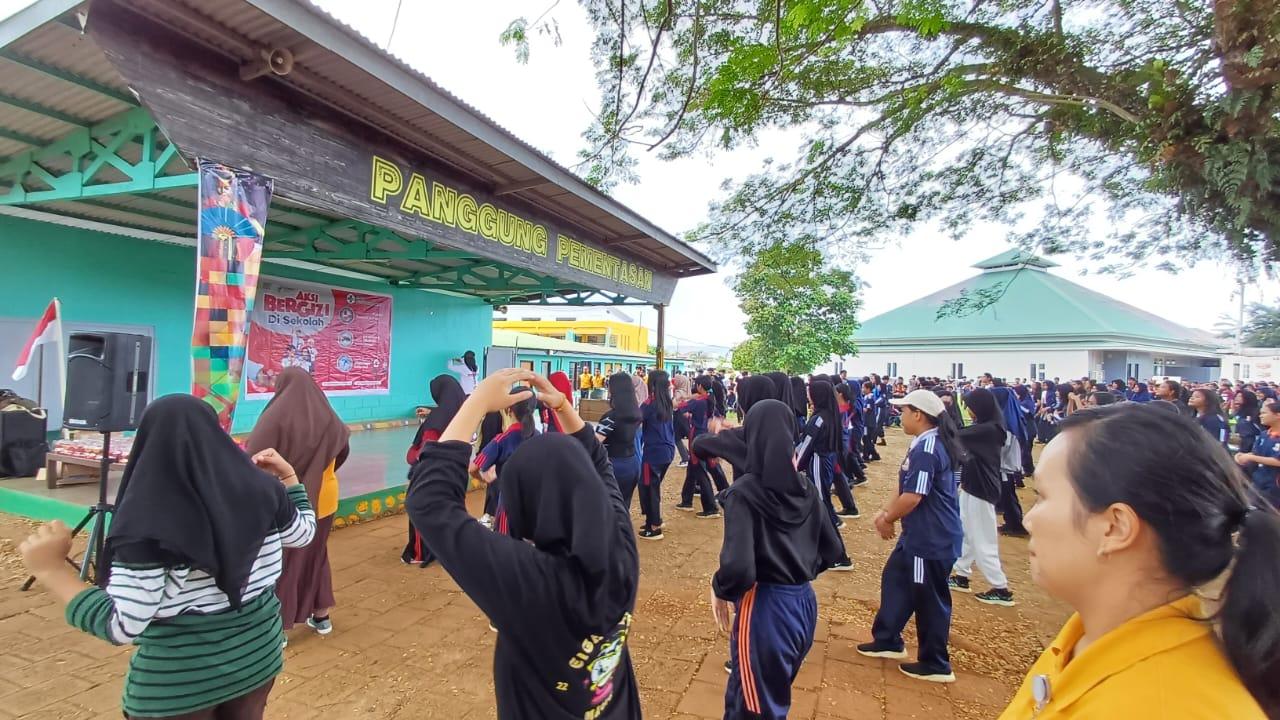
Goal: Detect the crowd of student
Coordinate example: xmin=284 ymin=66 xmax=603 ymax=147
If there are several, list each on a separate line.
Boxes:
xmin=14 ymin=362 xmax=1280 ymax=719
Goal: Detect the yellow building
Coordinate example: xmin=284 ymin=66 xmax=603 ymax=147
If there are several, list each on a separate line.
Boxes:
xmin=493 ymin=319 xmax=650 ymax=353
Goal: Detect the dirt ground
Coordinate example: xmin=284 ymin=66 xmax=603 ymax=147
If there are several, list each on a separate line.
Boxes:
xmin=0 ymin=427 xmax=1066 ymax=719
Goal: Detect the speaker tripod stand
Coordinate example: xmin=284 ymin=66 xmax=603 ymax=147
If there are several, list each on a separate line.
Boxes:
xmin=20 ymin=431 xmax=116 ymax=591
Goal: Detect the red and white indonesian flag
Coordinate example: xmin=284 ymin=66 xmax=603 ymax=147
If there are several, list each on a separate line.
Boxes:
xmin=11 ymin=299 xmax=61 ymax=381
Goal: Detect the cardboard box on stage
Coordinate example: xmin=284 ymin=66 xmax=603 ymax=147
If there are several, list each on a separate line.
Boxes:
xmin=578 ymin=399 xmax=610 ymax=423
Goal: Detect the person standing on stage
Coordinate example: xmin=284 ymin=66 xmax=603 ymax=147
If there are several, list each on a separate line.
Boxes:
xmin=407 ymin=369 xmax=642 ymax=720
xmin=579 ymin=366 xmax=593 ymax=401
xmin=246 ymin=368 xmax=348 ymax=637
xmin=448 ymin=350 xmax=480 ymax=395
xmin=402 ymin=374 xmax=466 ymax=567
xmin=859 ymin=389 xmax=968 ymax=683
xmin=713 ymin=400 xmax=845 ymax=719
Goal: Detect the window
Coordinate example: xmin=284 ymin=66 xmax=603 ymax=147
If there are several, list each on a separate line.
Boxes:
xmin=520 ymin=361 xmax=534 ymax=371
xmin=1126 ymin=362 xmax=1141 ymax=380
xmin=950 ymin=362 xmax=964 ymax=379
xmin=886 ymin=362 xmax=898 ymax=378
xmin=541 ymin=361 xmax=552 ymax=375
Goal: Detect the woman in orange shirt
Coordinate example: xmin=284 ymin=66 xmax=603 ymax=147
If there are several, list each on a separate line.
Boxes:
xmin=1000 ymin=403 xmax=1278 ymax=718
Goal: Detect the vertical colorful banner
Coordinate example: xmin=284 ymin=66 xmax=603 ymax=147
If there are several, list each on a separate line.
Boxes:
xmin=191 ymin=160 xmax=274 ymax=431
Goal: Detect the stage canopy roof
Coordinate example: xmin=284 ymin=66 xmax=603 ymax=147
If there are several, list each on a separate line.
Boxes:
xmin=0 ymin=0 xmax=716 ymax=306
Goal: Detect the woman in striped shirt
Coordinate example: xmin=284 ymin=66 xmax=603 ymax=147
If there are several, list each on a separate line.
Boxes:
xmin=19 ymin=394 xmax=316 ymax=720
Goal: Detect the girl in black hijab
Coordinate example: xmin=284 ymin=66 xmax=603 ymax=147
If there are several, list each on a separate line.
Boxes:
xmin=797 ymin=380 xmax=860 ymax=534
xmin=712 ymin=399 xmax=846 ymax=718
xmin=402 ymin=374 xmax=466 ymax=567
xmin=407 ymin=369 xmax=641 ymax=720
xmin=20 ymin=395 xmax=316 ymax=720
xmin=949 ymin=388 xmax=1015 ymax=605
xmin=764 ymin=372 xmax=794 ymax=414
xmin=789 ymin=376 xmax=809 ymax=434
xmin=692 ymin=375 xmax=775 ymax=479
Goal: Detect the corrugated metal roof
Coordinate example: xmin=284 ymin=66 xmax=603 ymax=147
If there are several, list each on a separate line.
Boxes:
xmin=0 ymin=0 xmax=715 ymax=305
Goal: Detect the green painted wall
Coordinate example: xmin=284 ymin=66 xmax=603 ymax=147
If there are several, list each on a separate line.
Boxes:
xmin=0 ymin=214 xmax=492 ymax=433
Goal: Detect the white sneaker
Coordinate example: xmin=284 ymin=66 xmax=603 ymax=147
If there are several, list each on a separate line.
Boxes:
xmin=479 ymin=514 xmax=494 ymax=530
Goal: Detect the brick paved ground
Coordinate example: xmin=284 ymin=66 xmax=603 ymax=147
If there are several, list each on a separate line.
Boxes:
xmin=0 ymin=428 xmax=1065 ymax=719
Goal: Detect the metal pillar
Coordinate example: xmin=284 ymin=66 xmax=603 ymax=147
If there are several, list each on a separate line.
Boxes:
xmin=654 ymin=304 xmax=666 ymax=370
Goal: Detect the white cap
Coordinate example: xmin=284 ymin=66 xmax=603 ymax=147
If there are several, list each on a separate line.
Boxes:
xmin=889 ymin=389 xmax=946 ymax=418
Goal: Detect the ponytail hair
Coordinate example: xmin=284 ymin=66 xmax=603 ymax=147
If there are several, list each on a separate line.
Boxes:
xmin=929 ymin=406 xmax=969 ymax=470
xmin=1059 ymin=404 xmax=1280 ymax=712
xmin=508 ymin=390 xmax=538 ymax=440
xmin=710 ymin=378 xmax=728 ymax=416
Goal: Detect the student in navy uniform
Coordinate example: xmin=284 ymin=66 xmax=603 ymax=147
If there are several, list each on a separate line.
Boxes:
xmin=407 ymin=369 xmax=642 ymax=720
xmin=1234 ymin=397 xmax=1280 ymax=508
xmin=861 ymin=381 xmax=882 ymax=462
xmin=478 ymin=410 xmax=506 ymax=529
xmin=835 ymin=383 xmax=869 ymax=487
xmin=597 ymin=372 xmax=644 ymax=515
xmin=703 ymin=380 xmax=733 ymax=493
xmin=402 ymin=374 xmax=466 ymax=567
xmin=797 ymin=380 xmax=860 ymax=527
xmin=472 ymin=391 xmax=539 ymax=535
xmin=859 ymin=389 xmax=968 ymax=683
xmin=677 ymin=377 xmax=723 ymax=519
xmin=1234 ymin=389 xmax=1262 ymax=461
xmin=712 ymin=399 xmax=847 ymax=719
xmin=1190 ymin=387 xmax=1231 ymax=452
xmin=638 ymin=370 xmax=676 ymax=540
xmin=692 ymin=375 xmax=776 ymax=481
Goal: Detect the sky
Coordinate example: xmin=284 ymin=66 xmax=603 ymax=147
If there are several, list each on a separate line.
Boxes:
xmin=3 ymin=0 xmax=1271 ymax=353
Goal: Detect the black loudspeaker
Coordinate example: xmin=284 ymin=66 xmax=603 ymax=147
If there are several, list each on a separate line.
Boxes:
xmin=63 ymin=332 xmax=152 ymax=432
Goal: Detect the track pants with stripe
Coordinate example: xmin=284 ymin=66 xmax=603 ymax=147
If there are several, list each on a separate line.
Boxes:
xmin=639 ymin=461 xmax=670 ymax=529
xmin=809 ymin=451 xmax=843 ymax=528
xmin=725 ymin=583 xmax=817 ymax=720
xmin=871 ymin=545 xmax=956 ymax=674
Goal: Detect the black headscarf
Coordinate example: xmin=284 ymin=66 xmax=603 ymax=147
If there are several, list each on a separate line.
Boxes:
xmin=735 ymin=375 xmax=774 ymax=417
xmin=808 ymin=380 xmax=841 ymax=453
xmin=730 ymin=399 xmax=818 ymax=527
xmin=462 ymin=350 xmax=478 ymax=373
xmin=764 ymin=371 xmax=792 ymax=407
xmin=103 ymin=395 xmax=287 ymax=608
xmin=499 ymin=433 xmax=638 ymax=634
xmin=412 ymin=374 xmax=466 ymax=448
xmin=789 ymin=377 xmax=809 ymax=417
xmin=964 ymin=387 xmax=1006 ymax=431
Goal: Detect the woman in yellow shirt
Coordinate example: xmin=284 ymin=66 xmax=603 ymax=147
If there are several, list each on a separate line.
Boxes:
xmin=1000 ymin=403 xmax=1279 ymax=719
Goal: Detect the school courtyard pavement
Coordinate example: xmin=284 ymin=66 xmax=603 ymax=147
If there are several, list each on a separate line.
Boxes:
xmin=0 ymin=428 xmax=1064 ymax=719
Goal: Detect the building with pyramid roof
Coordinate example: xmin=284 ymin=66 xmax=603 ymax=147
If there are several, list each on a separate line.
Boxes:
xmin=846 ymin=250 xmax=1223 ymax=383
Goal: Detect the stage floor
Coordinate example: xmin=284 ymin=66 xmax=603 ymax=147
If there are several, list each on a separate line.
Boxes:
xmin=0 ymin=425 xmax=420 ymax=524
